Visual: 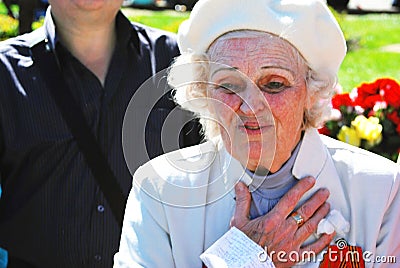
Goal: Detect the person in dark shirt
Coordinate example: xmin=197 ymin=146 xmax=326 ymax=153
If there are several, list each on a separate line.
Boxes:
xmin=0 ymin=0 xmax=200 ymax=267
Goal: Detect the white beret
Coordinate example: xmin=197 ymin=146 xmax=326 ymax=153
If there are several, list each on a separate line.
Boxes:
xmin=177 ymin=0 xmax=347 ymax=75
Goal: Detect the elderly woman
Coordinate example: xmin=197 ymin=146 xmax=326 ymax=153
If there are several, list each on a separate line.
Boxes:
xmin=114 ymin=0 xmax=400 ymax=267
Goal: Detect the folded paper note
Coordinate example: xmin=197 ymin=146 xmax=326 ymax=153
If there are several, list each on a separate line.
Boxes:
xmin=200 ymin=227 xmax=275 ymax=268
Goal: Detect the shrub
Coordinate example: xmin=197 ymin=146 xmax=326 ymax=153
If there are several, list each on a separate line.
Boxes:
xmin=0 ymin=14 xmax=18 ymax=40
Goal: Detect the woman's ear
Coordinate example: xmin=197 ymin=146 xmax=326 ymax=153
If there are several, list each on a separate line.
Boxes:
xmin=306 ymin=93 xmax=318 ymax=110
xmin=304 ymin=72 xmax=318 ymax=110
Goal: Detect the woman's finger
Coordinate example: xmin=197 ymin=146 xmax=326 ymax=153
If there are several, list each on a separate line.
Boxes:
xmin=299 ymin=232 xmax=335 ymax=260
xmin=295 ymin=202 xmax=331 ymax=242
xmin=231 ymin=182 xmax=252 ymax=228
xmin=271 ymin=176 xmax=316 ymax=219
xmin=295 ymin=188 xmax=330 ymax=223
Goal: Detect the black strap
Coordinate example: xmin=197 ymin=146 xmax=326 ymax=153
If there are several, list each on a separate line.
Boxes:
xmin=31 ymin=40 xmax=125 ymax=226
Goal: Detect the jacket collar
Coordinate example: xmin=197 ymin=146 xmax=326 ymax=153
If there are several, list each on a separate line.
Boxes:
xmin=42 ymin=7 xmax=56 ymax=50
xmin=292 ymin=128 xmax=328 ymax=180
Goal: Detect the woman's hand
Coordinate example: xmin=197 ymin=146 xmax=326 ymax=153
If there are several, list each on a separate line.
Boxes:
xmin=230 ymin=176 xmax=334 ymax=267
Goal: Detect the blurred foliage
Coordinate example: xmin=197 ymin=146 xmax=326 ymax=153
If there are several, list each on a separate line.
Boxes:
xmin=338 ymin=14 xmax=400 ymax=91
xmin=32 ymin=17 xmax=44 ymax=31
xmin=0 ymin=14 xmax=17 ymax=40
xmin=121 ymin=8 xmax=189 ymax=33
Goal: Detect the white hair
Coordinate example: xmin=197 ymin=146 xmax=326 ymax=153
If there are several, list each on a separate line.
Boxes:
xmin=168 ymin=30 xmax=337 ymax=140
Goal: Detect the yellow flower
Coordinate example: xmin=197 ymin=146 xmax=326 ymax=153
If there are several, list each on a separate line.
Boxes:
xmin=351 ymin=115 xmax=383 ymax=146
xmin=337 ymin=126 xmax=361 ymax=147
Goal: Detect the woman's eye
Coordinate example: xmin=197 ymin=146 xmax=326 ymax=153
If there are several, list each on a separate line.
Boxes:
xmin=268 ymin=81 xmax=284 ymax=89
xmin=217 ymin=83 xmax=240 ymax=94
xmin=261 ymin=81 xmax=288 ymax=93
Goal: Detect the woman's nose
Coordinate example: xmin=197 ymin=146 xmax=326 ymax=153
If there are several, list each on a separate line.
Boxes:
xmin=239 ymin=90 xmax=267 ymax=115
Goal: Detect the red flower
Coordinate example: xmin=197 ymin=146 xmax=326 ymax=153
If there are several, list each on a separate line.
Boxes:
xmin=386 ymin=110 xmax=400 ymax=125
xmin=353 ymin=79 xmax=385 ymax=108
xmin=379 ymin=78 xmax=400 ymax=108
xmin=331 ymin=93 xmax=353 ymax=109
xmin=360 ymin=80 xmax=381 ymax=95
xmin=318 ymin=125 xmax=331 ymax=136
xmin=362 ymin=94 xmax=384 ymax=109
xmin=355 ymin=78 xmax=400 ymax=108
xmin=324 ymin=78 xmax=400 ymax=161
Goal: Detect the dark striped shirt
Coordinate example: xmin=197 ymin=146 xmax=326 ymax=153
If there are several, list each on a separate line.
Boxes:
xmin=0 ymin=9 xmax=200 ymax=268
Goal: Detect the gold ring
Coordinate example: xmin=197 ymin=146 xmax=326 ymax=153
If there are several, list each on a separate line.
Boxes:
xmin=291 ymin=211 xmax=304 ymax=227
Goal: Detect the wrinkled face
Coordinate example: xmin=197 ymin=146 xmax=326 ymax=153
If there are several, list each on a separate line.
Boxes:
xmin=207 ymin=33 xmax=309 ymax=172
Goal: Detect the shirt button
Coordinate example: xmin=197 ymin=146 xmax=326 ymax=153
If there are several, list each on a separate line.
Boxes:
xmin=94 ymin=254 xmax=102 ymax=261
xmin=97 ymin=205 xmax=105 ymax=213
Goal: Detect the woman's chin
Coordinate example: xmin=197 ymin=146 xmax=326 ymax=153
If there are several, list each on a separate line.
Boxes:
xmin=231 ymin=145 xmax=275 ymax=171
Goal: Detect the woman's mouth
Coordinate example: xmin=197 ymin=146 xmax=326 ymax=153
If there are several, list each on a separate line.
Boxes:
xmin=239 ymin=122 xmax=266 ymax=134
xmin=244 ymin=125 xmax=261 ymax=130
xmin=236 ymin=115 xmax=275 ymax=135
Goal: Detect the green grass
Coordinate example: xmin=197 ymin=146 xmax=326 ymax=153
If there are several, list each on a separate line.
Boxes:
xmin=121 ymin=8 xmax=189 ymax=33
xmin=338 ymin=14 xmax=400 ymax=91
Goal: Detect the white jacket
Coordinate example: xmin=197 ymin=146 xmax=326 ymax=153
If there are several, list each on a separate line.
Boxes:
xmin=114 ymin=128 xmax=400 ymax=267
